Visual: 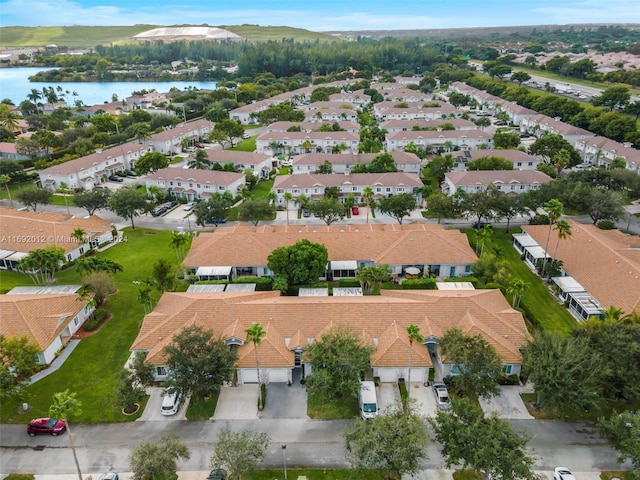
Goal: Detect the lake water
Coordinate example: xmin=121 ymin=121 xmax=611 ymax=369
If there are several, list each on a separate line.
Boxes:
xmin=0 ymin=67 xmax=217 ymax=106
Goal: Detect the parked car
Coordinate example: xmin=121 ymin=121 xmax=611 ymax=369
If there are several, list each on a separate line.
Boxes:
xmin=125 ymin=170 xmax=138 ymax=177
xmin=207 ymin=469 xmax=228 ymax=480
xmin=108 ymin=175 xmax=124 ymax=183
xmin=183 ymin=201 xmax=197 ymax=211
xmin=554 ymin=468 xmax=576 ymax=480
xmin=472 ymin=221 xmax=491 ymax=229
xmin=98 ymin=473 xmax=119 ymax=480
xmin=351 ymin=206 xmax=359 ymax=215
xmin=210 ymin=217 xmax=227 ymax=225
xmin=281 ymin=160 xmax=292 ymax=167
xmin=151 ymin=206 xmax=167 ymax=217
xmin=165 ymin=201 xmax=178 ymax=209
xmin=432 ymin=381 xmax=451 ymax=409
xmin=27 ymin=418 xmax=66 ymax=436
xmin=302 ymin=208 xmax=311 ymax=217
xmin=186 ymin=146 xmax=197 ymax=153
xmin=161 ymin=391 xmax=182 ymax=416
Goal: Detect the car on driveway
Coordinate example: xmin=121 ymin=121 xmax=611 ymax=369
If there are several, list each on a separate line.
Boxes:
xmin=27 ymin=418 xmax=66 ymax=436
xmin=108 ymin=175 xmax=124 ymax=183
xmin=554 ymin=468 xmax=576 ymax=480
xmin=125 ymin=170 xmax=138 ymax=177
xmin=207 ymin=469 xmax=228 ymax=480
xmin=351 ymin=206 xmax=359 ymax=215
xmin=98 ymin=473 xmax=119 ymax=480
xmin=183 ymin=201 xmax=197 ymax=211
xmin=432 ymin=382 xmax=451 ymax=409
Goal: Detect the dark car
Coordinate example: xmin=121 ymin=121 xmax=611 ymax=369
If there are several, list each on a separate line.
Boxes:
xmin=125 ymin=170 xmax=138 ymax=177
xmin=165 ymin=201 xmax=178 ymax=209
xmin=207 ymin=469 xmax=228 ymax=480
xmin=108 ymin=175 xmax=124 ymax=183
xmin=151 ymin=206 xmax=167 ymax=217
xmin=302 ymin=208 xmax=311 ymax=217
xmin=472 ymin=221 xmax=491 ymax=229
xmin=27 ymin=418 xmax=66 ymax=436
xmin=210 ymin=217 xmax=227 ymax=225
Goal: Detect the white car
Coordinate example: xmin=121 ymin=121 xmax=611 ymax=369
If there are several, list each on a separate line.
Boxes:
xmin=554 ymin=467 xmax=576 ymax=480
xmin=432 ymin=381 xmax=451 ymax=409
xmin=183 ymin=201 xmax=197 ymax=211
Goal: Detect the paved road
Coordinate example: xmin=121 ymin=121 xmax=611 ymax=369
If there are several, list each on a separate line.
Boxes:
xmin=0 ymin=418 xmax=629 ymax=475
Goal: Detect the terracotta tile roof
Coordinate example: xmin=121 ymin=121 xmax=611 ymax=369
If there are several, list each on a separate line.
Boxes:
xmin=523 ymin=220 xmax=640 ymax=313
xmin=257 ymin=131 xmax=360 ymax=142
xmin=133 ymin=289 xmax=529 ymax=368
xmin=292 ymin=152 xmax=421 ymax=166
xmin=183 ymin=223 xmax=477 ymax=270
xmin=0 ymin=207 xmax=112 ymax=253
xmin=272 ymin=172 xmax=423 ymax=190
xmin=371 ymin=320 xmax=432 ymax=367
xmin=145 ymin=168 xmax=244 ymax=185
xmin=445 ymin=170 xmax=552 ymax=186
xmin=0 ymin=293 xmax=90 ymax=350
xmin=453 ymin=149 xmax=539 ymax=164
xmin=204 ymin=150 xmax=271 ymax=165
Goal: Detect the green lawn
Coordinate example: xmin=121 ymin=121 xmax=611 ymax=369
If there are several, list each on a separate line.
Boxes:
xmin=186 ymin=392 xmax=220 ymax=420
xmin=467 ymin=228 xmax=577 ymax=335
xmin=0 ymin=228 xmax=189 ymax=424
xmin=231 ymin=137 xmax=257 ymax=152
xmin=246 ymin=469 xmax=382 ymax=480
xmin=307 ymin=391 xmax=359 ymax=419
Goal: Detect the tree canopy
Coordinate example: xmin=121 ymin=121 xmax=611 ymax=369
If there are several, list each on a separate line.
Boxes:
xmin=129 ymin=432 xmax=190 ymax=480
xmin=0 ymin=335 xmax=40 ymax=402
xmin=109 ymin=186 xmax=153 ymax=229
xmin=135 ymin=151 xmax=169 ymax=175
xmin=210 ymin=430 xmax=271 ymax=480
xmin=73 ymin=188 xmax=112 ymax=216
xmin=308 ymin=197 xmax=345 ymax=225
xmin=237 ymin=198 xmax=274 ymax=226
xmin=16 ymin=187 xmax=52 ymax=212
xmin=467 ymin=155 xmax=514 ymax=170
xmin=267 ymin=239 xmax=328 ymax=286
xmin=377 ymin=193 xmax=416 ymax=224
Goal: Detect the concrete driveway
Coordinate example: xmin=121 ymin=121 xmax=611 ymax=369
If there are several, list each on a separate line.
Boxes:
xmin=137 ymin=387 xmax=189 ymax=421
xmin=261 ymin=382 xmax=309 ymax=419
xmin=212 ymin=385 xmax=261 ymax=420
xmin=479 ymin=385 xmax=534 ymax=419
xmin=378 ymin=383 xmax=401 ymax=414
xmin=409 ymin=382 xmax=438 ymax=418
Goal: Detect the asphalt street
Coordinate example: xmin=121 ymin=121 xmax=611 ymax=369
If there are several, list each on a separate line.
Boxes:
xmin=0 ymin=418 xmax=629 ymax=475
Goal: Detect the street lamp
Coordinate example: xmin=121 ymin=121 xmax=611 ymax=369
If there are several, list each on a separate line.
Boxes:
xmin=281 ymin=444 xmax=287 ymax=480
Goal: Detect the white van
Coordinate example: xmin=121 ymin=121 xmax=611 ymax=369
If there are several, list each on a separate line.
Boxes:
xmin=358 ymin=381 xmax=379 ymax=419
xmin=161 ymin=391 xmax=181 ymax=416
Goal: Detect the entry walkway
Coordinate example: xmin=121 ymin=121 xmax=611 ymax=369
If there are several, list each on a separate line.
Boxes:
xmin=28 ymin=339 xmax=80 ymax=385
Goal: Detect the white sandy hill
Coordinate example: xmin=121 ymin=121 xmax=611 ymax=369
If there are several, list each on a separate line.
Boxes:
xmin=131 ymin=26 xmax=243 ymax=42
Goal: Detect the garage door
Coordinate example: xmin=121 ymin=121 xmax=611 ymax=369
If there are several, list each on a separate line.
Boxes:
xmin=239 ymin=368 xmax=258 ymax=384
xmin=267 ymin=369 xmax=289 ymax=383
xmin=376 ymin=368 xmax=400 ymax=383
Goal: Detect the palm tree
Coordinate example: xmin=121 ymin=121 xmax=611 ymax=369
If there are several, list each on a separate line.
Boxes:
xmin=0 ymin=174 xmax=13 ymax=207
xmin=71 ymin=228 xmax=86 ymax=245
xmin=552 ymin=219 xmax=572 ymax=260
xmin=137 ymin=286 xmax=153 ymax=314
xmin=170 ymin=231 xmax=188 ymax=260
xmin=362 ymin=186 xmax=374 ymax=223
xmin=49 ymin=390 xmax=83 ymax=480
xmin=188 ymin=149 xmax=210 ymax=170
xmin=300 ymin=139 xmax=313 ymax=154
xmin=541 ymin=199 xmax=564 ymax=276
xmin=406 ymin=324 xmax=423 ymax=401
xmin=344 ymin=193 xmax=356 ymax=218
xmin=601 ymin=305 xmax=625 ymax=323
xmin=283 ymin=192 xmax=293 ymax=225
xmin=507 ymin=279 xmax=529 ymax=308
xmin=474 ymin=224 xmax=493 ymax=256
xmin=245 ymin=323 xmax=266 ymax=410
xmin=294 ymin=193 xmax=310 ymax=218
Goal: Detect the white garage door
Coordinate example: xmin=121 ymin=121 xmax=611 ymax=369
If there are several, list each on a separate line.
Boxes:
xmin=375 ymin=367 xmax=400 ymax=383
xmin=239 ymin=368 xmax=259 ymax=384
xmin=267 ymin=369 xmax=289 ymax=383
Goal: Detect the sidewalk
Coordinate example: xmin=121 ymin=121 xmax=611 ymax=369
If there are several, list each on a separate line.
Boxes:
xmin=28 ymin=339 xmax=80 ymax=385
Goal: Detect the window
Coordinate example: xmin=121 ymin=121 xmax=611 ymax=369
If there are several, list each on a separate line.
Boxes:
xmin=511 ymin=185 xmax=516 ymax=190
xmin=74 ymin=317 xmax=79 ymax=326
xmin=376 ymin=187 xmax=382 ymax=193
xmin=218 ymin=186 xmax=226 ymax=191
xmin=502 ymin=365 xmax=513 ymax=375
xmin=528 ymin=162 xmax=533 ymax=166
xmin=516 ymin=162 xmax=522 ymax=167
xmin=156 ymin=366 xmax=167 ymax=376
xmin=386 ymin=187 xmax=391 ymax=192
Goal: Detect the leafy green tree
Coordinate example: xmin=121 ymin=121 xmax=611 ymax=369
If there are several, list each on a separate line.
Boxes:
xmin=209 ymin=119 xmax=245 ymax=148
xmin=528 ymin=133 xmax=580 ymax=167
xmin=591 ymin=86 xmax=631 ymax=111
xmin=84 ymin=271 xmax=115 ymax=305
xmin=468 ymin=155 xmax=514 ymax=170
xmin=193 ymin=192 xmax=234 ymax=227
xmin=49 ymin=390 xmax=84 ymax=480
xmin=116 ymin=369 xmax=146 ymax=413
xmin=522 ymin=331 xmax=604 ymax=411
xmin=430 ymin=398 xmax=537 ymax=480
xmin=0 ymin=335 xmax=40 ymax=401
xmin=151 ymin=258 xmax=175 ymax=292
xmin=76 ymin=257 xmax=123 ymax=277
xmin=109 ymin=186 xmax=152 ymax=229
xmin=135 ymin=152 xmax=169 ymax=175
xmin=317 ymin=159 xmax=333 ymax=174
xmin=210 ymin=430 xmax=271 ymax=480
xmin=343 ymin=403 xmax=429 ymax=479
xmin=238 ymin=198 xmax=274 ymax=226
xmin=163 ymin=325 xmax=238 ymax=400
xmin=461 ymin=187 xmax=500 ymax=224
xmin=492 ymin=131 xmax=521 ymax=150
xmin=17 ymin=246 xmax=65 ymax=285
xmin=510 ymin=71 xmax=531 ymax=85
xmin=309 ymin=197 xmax=345 ymax=225
xmin=16 ymin=187 xmax=52 ymax=212
xmin=356 ymin=264 xmax=391 ymax=294
xmin=304 ymin=325 xmax=376 ymax=401
xmin=587 ymin=188 xmax=625 ymax=224
xmin=130 ymin=351 xmax=155 ymax=388
xmin=244 ymin=323 xmax=267 ymax=409
xmin=377 ymin=193 xmax=416 ymax=224
xmin=598 ymin=411 xmax=640 ymax=479
xmin=426 ymin=192 xmax=454 ymax=224
xmin=367 ymin=152 xmax=398 ymax=173
xmin=267 ymin=239 xmax=328 ymax=286
xmin=129 ymin=432 xmax=190 ymax=480
xmin=439 ymin=327 xmax=503 ymax=399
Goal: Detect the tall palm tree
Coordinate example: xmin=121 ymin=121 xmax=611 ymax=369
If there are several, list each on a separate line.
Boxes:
xmin=283 ymin=192 xmax=293 ymax=225
xmin=362 ymin=186 xmax=374 ymax=223
xmin=0 ymin=174 xmax=13 ymax=207
xmin=406 ymin=324 xmax=423 ymax=400
xmin=170 ymin=231 xmax=188 ymax=260
xmin=71 ymin=228 xmax=86 ymax=245
xmin=601 ymin=305 xmax=625 ymax=323
xmin=541 ymin=199 xmax=563 ymax=276
xmin=49 ymin=390 xmax=83 ymax=480
xmin=553 ymin=219 xmax=572 ymax=260
xmin=245 ymin=322 xmax=266 ymax=409
xmin=507 ymin=279 xmax=529 ymax=308
xmin=294 ymin=193 xmax=310 ymax=218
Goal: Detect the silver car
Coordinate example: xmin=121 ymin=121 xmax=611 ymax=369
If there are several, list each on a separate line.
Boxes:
xmin=432 ymin=381 xmax=451 ymax=409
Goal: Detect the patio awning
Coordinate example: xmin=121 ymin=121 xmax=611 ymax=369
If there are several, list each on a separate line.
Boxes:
xmin=405 ymin=267 xmax=421 ymax=275
xmin=195 ymin=266 xmax=232 ymax=277
xmin=330 ymin=260 xmax=357 ymax=271
xmin=552 ymin=276 xmax=586 ymax=293
xmin=525 ymin=245 xmax=548 ymax=260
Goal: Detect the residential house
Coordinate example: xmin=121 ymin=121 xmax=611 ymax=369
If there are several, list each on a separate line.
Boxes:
xmin=0 ymin=206 xmax=114 ymax=268
xmin=1 ymin=287 xmax=95 ymax=365
xmin=130 ymin=288 xmax=529 ymax=384
xmin=374 ymin=102 xmax=461 ymax=121
xmin=448 ymin=82 xmax=503 ymax=114
xmin=386 ymin=129 xmax=493 ymax=152
xmin=39 ymin=141 xmax=152 ymax=190
xmin=146 ymin=119 xmax=215 ymax=155
xmin=379 ymin=89 xmax=433 ymax=103
xmin=126 ymin=90 xmax=169 ymax=110
xmin=144 ymin=168 xmax=245 ymax=201
xmin=272 ymin=172 xmax=423 ymax=206
xmin=451 ymin=149 xmax=542 ymax=171
xmin=442 ymin=170 xmax=551 ymax=196
xmin=184 ymin=223 xmax=477 ymax=281
xmin=574 ymin=136 xmax=640 ymax=172
xmin=204 ymin=150 xmax=274 ymax=179
xmin=520 ymin=114 xmax=594 ymax=144
xmin=0 ymin=142 xmax=42 ymax=161
xmin=290 ymin=152 xmax=422 ymax=175
xmin=328 ymin=90 xmax=371 ymax=104
xmin=265 ymin=121 xmax=360 ymax=133
xmin=302 ymin=108 xmax=359 ymax=123
xmin=380 ymin=118 xmax=478 ymax=133
xmin=256 ymin=131 xmax=360 ymax=155
xmin=519 ymin=220 xmax=640 ymax=320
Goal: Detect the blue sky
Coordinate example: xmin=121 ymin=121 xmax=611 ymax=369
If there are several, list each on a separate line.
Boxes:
xmin=1 ymin=0 xmax=639 ymax=30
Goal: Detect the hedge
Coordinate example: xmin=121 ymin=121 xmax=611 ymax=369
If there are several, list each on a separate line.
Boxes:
xmin=83 ymin=309 xmax=109 ymax=331
xmin=402 ymin=278 xmax=437 ymax=289
xmin=337 ymin=278 xmax=360 ymax=287
xmin=233 ymin=276 xmax=273 ymax=291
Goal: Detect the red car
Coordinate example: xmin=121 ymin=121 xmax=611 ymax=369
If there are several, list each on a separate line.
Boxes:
xmin=351 ymin=206 xmax=359 ymax=215
xmin=27 ymin=418 xmax=66 ymax=436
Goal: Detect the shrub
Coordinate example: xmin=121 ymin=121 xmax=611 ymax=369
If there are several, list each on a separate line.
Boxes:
xmin=194 ymin=280 xmax=229 ymax=285
xmin=233 ymin=276 xmax=273 ymax=291
xmin=529 ymin=214 xmax=551 ymax=225
xmin=597 ymin=220 xmax=616 ymax=230
xmin=498 ymin=374 xmax=521 ymax=385
xmin=402 ymin=278 xmax=437 ymax=289
xmin=337 ymin=278 xmax=360 ymax=287
xmin=83 ymin=309 xmax=109 ymax=331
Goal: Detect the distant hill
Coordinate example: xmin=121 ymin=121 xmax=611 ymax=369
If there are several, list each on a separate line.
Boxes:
xmin=0 ymin=24 xmax=338 ymax=48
